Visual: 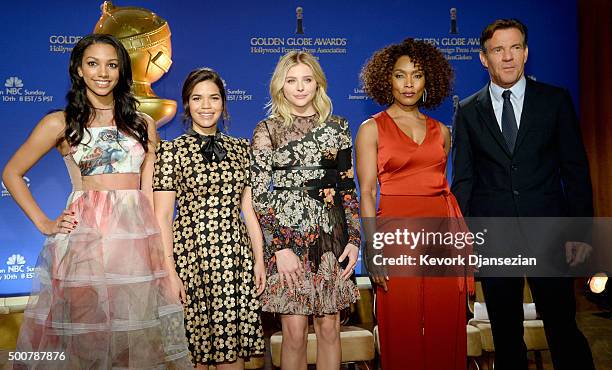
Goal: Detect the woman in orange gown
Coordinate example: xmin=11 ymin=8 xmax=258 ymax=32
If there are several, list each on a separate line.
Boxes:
xmin=356 ymin=38 xmax=469 ymax=370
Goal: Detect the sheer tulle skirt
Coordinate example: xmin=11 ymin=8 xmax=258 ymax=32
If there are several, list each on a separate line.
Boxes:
xmin=15 ymin=190 xmax=193 ymax=369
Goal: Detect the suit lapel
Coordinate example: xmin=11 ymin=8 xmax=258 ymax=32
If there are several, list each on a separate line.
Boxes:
xmin=475 ymin=84 xmax=511 ymax=157
xmin=514 ymin=78 xmax=537 ymax=153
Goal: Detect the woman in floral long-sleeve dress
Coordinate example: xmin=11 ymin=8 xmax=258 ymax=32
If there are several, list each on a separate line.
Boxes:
xmin=251 ymin=51 xmax=361 ymax=369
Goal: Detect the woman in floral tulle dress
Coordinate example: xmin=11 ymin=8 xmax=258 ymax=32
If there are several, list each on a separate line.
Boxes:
xmin=2 ymin=34 xmax=192 ymax=369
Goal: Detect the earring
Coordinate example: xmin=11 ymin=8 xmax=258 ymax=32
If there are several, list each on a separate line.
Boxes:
xmin=422 ymin=88 xmax=428 ymax=103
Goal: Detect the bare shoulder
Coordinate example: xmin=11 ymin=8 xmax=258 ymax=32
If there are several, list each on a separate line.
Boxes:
xmin=138 ymin=112 xmax=156 ymax=130
xmin=138 ymin=111 xmax=153 ymax=122
xmin=18 ymin=111 xmax=69 ymax=155
xmin=39 ymin=111 xmax=67 ymax=134
xmin=437 ymin=121 xmax=451 ymax=137
xmin=357 ymin=118 xmax=378 ymax=137
xmin=138 ymin=112 xmax=159 ymax=143
xmin=36 ymin=111 xmax=67 ymax=150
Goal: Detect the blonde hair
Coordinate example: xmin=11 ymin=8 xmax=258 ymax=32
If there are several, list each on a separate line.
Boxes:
xmin=266 ymin=51 xmax=332 ymax=126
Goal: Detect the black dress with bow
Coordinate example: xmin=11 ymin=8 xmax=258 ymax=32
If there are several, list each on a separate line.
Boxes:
xmin=153 ymin=131 xmax=264 ymax=365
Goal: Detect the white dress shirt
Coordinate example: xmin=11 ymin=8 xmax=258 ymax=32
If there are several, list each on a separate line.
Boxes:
xmin=489 ymin=76 xmax=526 ymax=130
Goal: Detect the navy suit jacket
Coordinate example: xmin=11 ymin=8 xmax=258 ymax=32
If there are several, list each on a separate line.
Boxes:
xmin=451 ymin=78 xmax=593 ymax=218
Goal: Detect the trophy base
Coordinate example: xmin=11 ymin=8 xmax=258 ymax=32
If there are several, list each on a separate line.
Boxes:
xmin=135 ymin=97 xmax=177 ymax=128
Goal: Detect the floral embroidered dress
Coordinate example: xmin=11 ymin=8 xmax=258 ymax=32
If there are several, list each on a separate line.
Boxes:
xmin=251 ymin=114 xmax=361 ymax=315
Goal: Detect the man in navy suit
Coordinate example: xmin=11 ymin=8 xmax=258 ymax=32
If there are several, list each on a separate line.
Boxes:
xmin=451 ymin=19 xmax=595 ymax=370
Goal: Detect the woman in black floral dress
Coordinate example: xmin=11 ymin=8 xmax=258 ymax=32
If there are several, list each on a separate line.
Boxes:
xmin=153 ymin=68 xmax=265 ymax=369
xmin=251 ymin=51 xmax=361 ymax=369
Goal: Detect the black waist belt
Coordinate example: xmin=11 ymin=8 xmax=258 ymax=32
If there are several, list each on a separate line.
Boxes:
xmin=272 ymin=164 xmax=336 ymax=171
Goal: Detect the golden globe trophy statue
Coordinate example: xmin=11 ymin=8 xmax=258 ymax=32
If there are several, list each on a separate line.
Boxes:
xmin=449 ymin=7 xmax=458 ymax=34
xmin=296 ymin=7 xmax=304 ymax=34
xmin=93 ymin=1 xmax=175 ymax=127
xmin=453 ymin=95 xmax=460 ymax=114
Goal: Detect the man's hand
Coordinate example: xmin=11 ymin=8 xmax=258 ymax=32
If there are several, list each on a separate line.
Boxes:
xmin=565 ymin=241 xmax=592 ymax=267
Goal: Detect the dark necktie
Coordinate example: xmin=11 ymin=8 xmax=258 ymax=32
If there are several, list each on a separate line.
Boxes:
xmin=501 ymin=89 xmax=518 ymax=153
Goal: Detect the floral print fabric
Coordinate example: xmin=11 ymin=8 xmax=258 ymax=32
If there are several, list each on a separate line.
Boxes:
xmin=251 ymin=114 xmax=361 ymax=315
xmin=153 ymin=132 xmax=264 ymax=365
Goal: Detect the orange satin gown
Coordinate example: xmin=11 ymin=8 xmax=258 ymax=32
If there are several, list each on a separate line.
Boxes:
xmin=374 ymin=111 xmax=467 ymax=370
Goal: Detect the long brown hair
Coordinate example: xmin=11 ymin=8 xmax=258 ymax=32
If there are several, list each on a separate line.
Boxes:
xmin=64 ymin=34 xmax=148 ymax=150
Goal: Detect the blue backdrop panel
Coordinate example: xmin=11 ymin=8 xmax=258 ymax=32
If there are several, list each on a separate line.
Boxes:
xmin=0 ymin=0 xmax=578 ymax=295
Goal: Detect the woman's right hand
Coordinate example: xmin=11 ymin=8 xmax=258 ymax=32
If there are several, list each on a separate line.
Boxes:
xmin=169 ymin=272 xmax=187 ymax=304
xmin=370 ymin=272 xmax=389 ymax=292
xmin=39 ymin=209 xmax=78 ymax=236
xmin=274 ymin=248 xmax=303 ymax=292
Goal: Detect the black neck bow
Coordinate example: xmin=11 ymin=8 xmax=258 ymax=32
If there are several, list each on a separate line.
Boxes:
xmin=192 ymin=132 xmax=226 ymax=163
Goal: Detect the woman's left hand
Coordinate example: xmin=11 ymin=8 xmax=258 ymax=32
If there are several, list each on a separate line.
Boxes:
xmin=338 ymin=243 xmax=359 ymax=280
xmin=254 ymin=259 xmax=267 ymax=296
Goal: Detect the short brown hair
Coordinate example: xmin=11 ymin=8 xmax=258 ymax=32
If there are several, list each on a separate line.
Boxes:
xmin=480 ymin=19 xmax=528 ymax=52
xmin=181 ymin=68 xmax=229 ymax=130
xmin=360 ymin=38 xmax=453 ymax=108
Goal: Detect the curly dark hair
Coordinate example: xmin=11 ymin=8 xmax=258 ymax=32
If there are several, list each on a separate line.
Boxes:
xmin=65 ymin=34 xmax=148 ymax=151
xmin=360 ymin=38 xmax=453 ymax=108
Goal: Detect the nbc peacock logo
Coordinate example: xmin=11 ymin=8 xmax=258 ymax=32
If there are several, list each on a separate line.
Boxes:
xmin=4 ymin=76 xmax=24 ymax=96
xmin=2 ymin=76 xmax=53 ymax=103
xmin=6 ymin=254 xmax=26 ymax=266
xmin=6 ymin=254 xmax=27 ymax=274
xmin=5 ymin=76 xmax=24 ymax=88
